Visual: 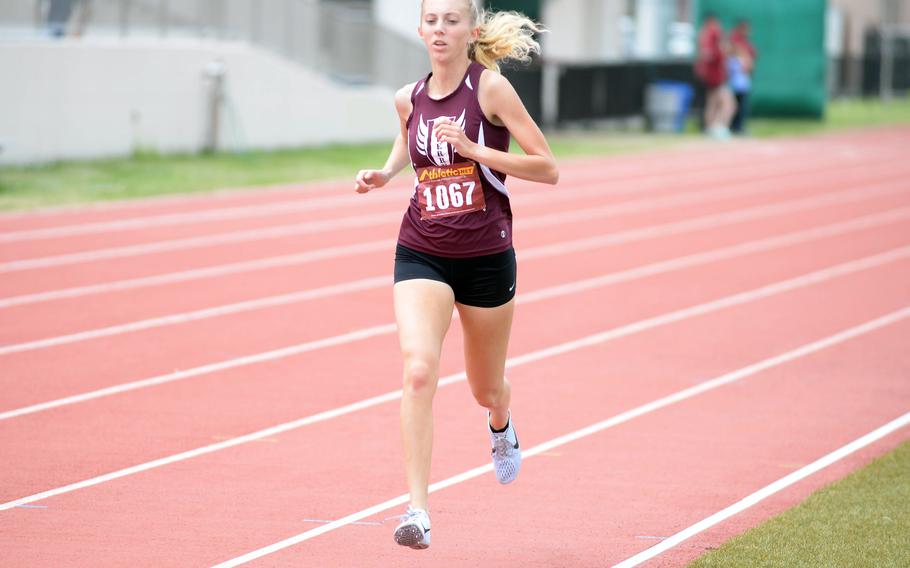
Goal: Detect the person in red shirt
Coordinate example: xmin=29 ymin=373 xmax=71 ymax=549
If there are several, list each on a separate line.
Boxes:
xmin=695 ymin=13 xmax=735 ymax=138
xmin=730 ymin=19 xmax=757 ymax=62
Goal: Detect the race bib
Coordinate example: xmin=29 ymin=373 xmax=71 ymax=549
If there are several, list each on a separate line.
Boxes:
xmin=415 ymin=162 xmax=486 ymax=220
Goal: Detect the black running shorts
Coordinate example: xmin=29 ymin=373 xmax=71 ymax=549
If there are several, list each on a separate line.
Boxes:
xmin=393 ymin=244 xmax=517 ymax=308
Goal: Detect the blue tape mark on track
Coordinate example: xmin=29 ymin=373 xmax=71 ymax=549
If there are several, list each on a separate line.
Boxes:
xmin=15 ymin=504 xmax=49 ymax=509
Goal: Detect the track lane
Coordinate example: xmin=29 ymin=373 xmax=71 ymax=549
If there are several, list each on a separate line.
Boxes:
xmin=0 ymin=126 xmax=906 ymax=558
xmin=0 ymin=191 xmax=907 ymax=416
xmin=209 ymin=272 xmax=910 ymax=567
xmin=1 ymin=189 xmax=905 ymax=354
xmin=3 ymin=259 xmax=907 ymax=567
xmin=0 ymin=142 xmax=899 ymax=280
xmin=2 ymin=165 xmax=906 ymax=342
xmin=0 ymin=227 xmax=906 ymax=502
xmin=2 ymin=193 xmax=908 ymax=411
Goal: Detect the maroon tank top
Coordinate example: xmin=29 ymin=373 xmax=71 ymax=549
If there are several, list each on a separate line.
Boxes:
xmin=398 ymin=62 xmax=513 ymax=258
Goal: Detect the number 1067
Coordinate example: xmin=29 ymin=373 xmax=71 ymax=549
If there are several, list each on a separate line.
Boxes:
xmin=423 ymin=181 xmax=476 ymax=212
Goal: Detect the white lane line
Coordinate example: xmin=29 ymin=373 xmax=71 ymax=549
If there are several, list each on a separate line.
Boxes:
xmin=0 ymin=240 xmax=394 ymax=309
xmin=520 ymin=179 xmax=905 ymax=232
xmin=0 ymin=192 xmax=405 ymax=243
xmin=0 ymin=178 xmax=353 ymax=221
xmin=0 ymin=210 xmax=401 ymax=272
xmin=3 ymin=199 xmax=909 ymax=357
xmin=0 ymin=147 xmax=861 ymax=241
xmin=0 ymin=141 xmax=774 ymax=224
xmin=0 ymin=178 xmax=902 ymax=309
xmin=518 ymin=186 xmax=908 ymax=260
xmin=209 ymin=307 xmax=910 ymax=567
xmin=0 ymin=322 xmax=397 ymax=421
xmin=0 ymin=134 xmax=899 ymax=226
xmin=612 ymin=411 xmax=910 ymax=568
xmin=2 ymin=160 xmax=898 ymax=273
xmin=1 ymin=252 xmax=907 ymax=512
xmin=0 ymin=184 xmax=762 ymax=272
xmin=3 ymin=131 xmax=890 ymax=226
xmin=516 ymin=209 xmax=910 ymax=304
xmin=2 ymin=220 xmax=909 ymax=421
xmin=0 ymin=175 xmax=830 ymax=299
xmin=0 ymin=176 xmax=820 ymax=302
xmin=2 ymin=170 xmax=905 ymax=312
xmin=0 ymin=276 xmax=389 ymax=355
xmin=0 ymin=169 xmax=676 ymax=242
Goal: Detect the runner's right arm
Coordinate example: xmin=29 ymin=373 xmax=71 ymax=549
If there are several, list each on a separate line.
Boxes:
xmin=354 ymin=83 xmax=416 ymax=194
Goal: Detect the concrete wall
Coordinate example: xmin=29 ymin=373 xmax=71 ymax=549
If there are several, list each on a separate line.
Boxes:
xmin=372 ymin=0 xmax=427 ymax=89
xmin=0 ymin=37 xmax=397 ymax=165
xmin=374 ymin=0 xmax=420 ymax=43
xmin=372 ymin=26 xmax=430 ymax=89
xmin=0 ymin=1 xmax=36 ymax=24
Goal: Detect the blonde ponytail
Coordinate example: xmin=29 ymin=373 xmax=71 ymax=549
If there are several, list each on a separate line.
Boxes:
xmin=471 ymin=9 xmax=544 ymax=72
xmin=422 ymin=0 xmax=544 ymax=72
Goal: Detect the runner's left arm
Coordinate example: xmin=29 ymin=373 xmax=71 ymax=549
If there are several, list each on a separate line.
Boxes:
xmin=432 ymin=70 xmax=558 ymax=185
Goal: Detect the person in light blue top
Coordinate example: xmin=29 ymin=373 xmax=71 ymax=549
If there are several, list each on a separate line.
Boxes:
xmin=727 ymin=45 xmax=752 ymax=134
xmin=728 ymin=20 xmax=757 ymax=135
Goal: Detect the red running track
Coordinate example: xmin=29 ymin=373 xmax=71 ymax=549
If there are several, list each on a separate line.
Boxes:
xmin=0 ymin=127 xmax=908 ymax=567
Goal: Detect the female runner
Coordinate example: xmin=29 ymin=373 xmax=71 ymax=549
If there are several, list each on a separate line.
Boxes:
xmin=353 ymin=0 xmax=558 ymax=549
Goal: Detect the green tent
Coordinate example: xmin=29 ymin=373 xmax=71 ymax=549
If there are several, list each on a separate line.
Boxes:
xmin=698 ymin=0 xmax=827 ymax=118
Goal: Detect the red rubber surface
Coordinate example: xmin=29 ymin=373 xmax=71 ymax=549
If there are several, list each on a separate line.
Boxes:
xmin=1 ymin=127 xmax=908 ymax=567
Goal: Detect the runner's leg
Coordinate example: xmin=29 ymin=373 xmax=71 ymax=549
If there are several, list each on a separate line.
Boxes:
xmin=457 ymin=298 xmax=515 ymax=429
xmin=394 ymin=279 xmax=455 ymax=509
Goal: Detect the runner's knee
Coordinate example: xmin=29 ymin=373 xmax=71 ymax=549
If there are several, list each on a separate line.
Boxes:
xmin=402 ymin=357 xmax=436 ymax=397
xmin=470 ymin=378 xmax=507 ymax=409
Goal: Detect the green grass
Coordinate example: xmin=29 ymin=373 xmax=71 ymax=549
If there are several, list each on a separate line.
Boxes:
xmin=1 ymin=97 xmax=908 ymax=211
xmin=689 ymin=440 xmax=910 ymax=568
xmin=0 ymin=133 xmax=693 ymax=212
xmin=0 ymin=143 xmax=393 ymax=211
xmin=746 ymin=96 xmax=910 ymax=137
xmin=683 ymin=96 xmax=910 ymax=137
xmin=547 ymin=131 xmax=692 ymax=157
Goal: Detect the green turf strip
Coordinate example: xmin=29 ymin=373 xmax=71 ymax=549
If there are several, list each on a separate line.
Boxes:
xmin=0 ymin=143 xmax=395 ymax=211
xmin=746 ymin=97 xmax=910 ymax=138
xmin=1 ymin=97 xmax=908 ymax=211
xmin=689 ymin=440 xmax=910 ymax=568
xmin=0 ymin=133 xmax=689 ymax=211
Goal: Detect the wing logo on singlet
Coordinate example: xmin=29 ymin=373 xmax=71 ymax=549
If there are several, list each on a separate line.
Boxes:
xmin=416 ymin=110 xmax=467 ymax=166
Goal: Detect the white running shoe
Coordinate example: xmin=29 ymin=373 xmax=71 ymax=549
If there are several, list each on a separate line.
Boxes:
xmin=490 ymin=413 xmax=521 ymax=484
xmin=393 ymin=506 xmax=431 ymax=550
